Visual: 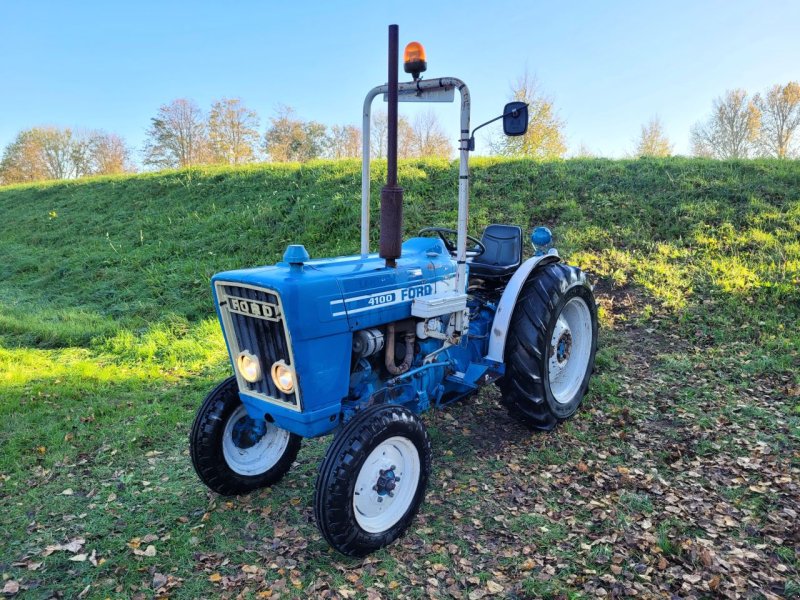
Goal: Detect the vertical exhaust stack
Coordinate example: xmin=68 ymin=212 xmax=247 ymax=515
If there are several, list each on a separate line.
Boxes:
xmin=379 ymin=24 xmax=403 ymax=268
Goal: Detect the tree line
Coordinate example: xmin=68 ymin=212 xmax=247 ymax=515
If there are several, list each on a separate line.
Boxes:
xmin=2 ymin=77 xmax=796 ymax=185
xmin=632 ymin=82 xmax=800 ymax=159
xmin=0 ymin=73 xmax=567 ymax=185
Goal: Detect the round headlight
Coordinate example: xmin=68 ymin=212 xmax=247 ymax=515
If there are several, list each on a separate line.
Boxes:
xmin=271 ymin=360 xmax=295 ymax=394
xmin=236 ymin=351 xmax=262 ymax=383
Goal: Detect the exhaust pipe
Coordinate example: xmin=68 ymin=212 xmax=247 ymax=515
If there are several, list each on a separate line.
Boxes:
xmin=379 ymin=24 xmax=403 ymax=268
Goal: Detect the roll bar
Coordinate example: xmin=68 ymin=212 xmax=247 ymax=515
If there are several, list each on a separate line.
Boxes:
xmin=361 ymin=78 xmax=471 ymax=293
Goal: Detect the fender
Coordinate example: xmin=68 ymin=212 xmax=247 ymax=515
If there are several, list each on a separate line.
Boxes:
xmin=485 ymin=250 xmax=561 ymax=362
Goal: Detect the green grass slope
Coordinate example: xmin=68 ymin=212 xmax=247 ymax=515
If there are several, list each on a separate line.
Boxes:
xmin=0 ymin=158 xmax=798 ymax=598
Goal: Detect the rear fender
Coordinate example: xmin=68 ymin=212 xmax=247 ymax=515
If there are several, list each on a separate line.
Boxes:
xmin=485 ymin=251 xmax=561 ymax=363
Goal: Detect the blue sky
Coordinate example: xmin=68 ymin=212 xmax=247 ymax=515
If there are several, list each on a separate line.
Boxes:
xmin=1 ymin=1 xmax=798 ymax=160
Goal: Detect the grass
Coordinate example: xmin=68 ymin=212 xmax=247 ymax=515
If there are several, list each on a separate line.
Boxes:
xmin=0 ymin=157 xmax=798 ymax=598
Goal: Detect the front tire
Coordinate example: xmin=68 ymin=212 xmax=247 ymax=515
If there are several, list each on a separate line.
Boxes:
xmin=314 ymin=405 xmax=432 ymax=557
xmin=190 ymin=376 xmax=301 ymax=495
xmin=499 ymin=263 xmax=598 ymax=431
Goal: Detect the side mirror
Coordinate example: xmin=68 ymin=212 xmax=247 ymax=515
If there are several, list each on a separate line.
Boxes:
xmin=503 ymin=101 xmax=528 ymax=136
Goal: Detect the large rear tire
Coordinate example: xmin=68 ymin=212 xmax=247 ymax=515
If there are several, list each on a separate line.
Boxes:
xmin=190 ymin=376 xmax=302 ymax=495
xmin=314 ymin=405 xmax=432 ymax=557
xmin=499 ymin=263 xmax=598 ymax=431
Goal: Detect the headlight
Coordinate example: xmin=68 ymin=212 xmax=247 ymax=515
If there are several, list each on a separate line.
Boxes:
xmin=271 ymin=360 xmax=295 ymax=394
xmin=236 ymin=351 xmax=262 ymax=383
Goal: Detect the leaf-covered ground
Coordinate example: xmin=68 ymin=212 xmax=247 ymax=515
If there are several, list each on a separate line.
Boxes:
xmin=1 ymin=158 xmax=798 ymax=598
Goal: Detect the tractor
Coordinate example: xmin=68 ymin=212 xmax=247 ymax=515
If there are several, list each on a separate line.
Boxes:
xmin=190 ymin=25 xmax=598 ymax=557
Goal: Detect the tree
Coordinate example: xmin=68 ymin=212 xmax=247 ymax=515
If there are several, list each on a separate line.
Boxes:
xmin=207 ymin=98 xmax=261 ymax=164
xmin=491 ymin=72 xmax=566 ymax=159
xmin=0 ymin=129 xmax=49 ymax=184
xmin=143 ymin=99 xmax=208 ymax=169
xmin=634 ymin=116 xmax=673 ymax=157
xmin=753 ymin=82 xmax=800 ymax=158
xmin=370 ymin=110 xmax=415 ymax=159
xmin=409 ymin=110 xmax=452 ymax=158
xmin=36 ymin=127 xmax=79 ymax=179
xmin=691 ymin=89 xmax=760 ymax=159
xmin=327 ymin=124 xmax=361 ymax=159
xmin=0 ymin=127 xmax=133 ymax=185
xmin=263 ymin=105 xmax=328 ymax=162
xmin=89 ymin=132 xmax=131 ymax=174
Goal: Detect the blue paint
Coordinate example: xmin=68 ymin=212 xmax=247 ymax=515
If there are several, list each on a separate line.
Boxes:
xmin=531 ymin=226 xmax=553 ymax=256
xmin=210 ymin=235 xmax=542 ymax=439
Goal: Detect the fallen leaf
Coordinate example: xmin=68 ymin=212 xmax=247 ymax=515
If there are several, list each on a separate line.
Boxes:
xmin=61 ymin=488 xmax=74 ymax=496
xmin=486 ymin=580 xmax=504 ymax=594
xmin=520 ymin=558 xmax=536 ymax=571
xmin=133 ymin=545 xmax=156 ymax=557
xmin=152 ymin=573 xmax=168 ymax=590
xmin=2 ymin=581 xmax=20 ymax=595
xmin=69 ymin=553 xmax=88 ymax=562
xmin=209 ymin=573 xmax=222 ymax=583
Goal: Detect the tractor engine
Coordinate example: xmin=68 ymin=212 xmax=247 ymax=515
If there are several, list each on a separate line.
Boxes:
xmin=345 ymin=296 xmax=498 ymax=420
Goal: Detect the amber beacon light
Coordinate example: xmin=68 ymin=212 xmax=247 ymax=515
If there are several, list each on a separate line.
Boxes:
xmin=403 ymin=41 xmax=427 ymax=80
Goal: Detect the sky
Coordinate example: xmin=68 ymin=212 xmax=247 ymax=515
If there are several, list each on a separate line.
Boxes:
xmin=1 ymin=1 xmax=799 ymax=161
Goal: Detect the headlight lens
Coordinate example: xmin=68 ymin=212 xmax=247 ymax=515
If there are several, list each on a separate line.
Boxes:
xmin=271 ymin=360 xmax=295 ymax=394
xmin=236 ymin=351 xmax=262 ymax=383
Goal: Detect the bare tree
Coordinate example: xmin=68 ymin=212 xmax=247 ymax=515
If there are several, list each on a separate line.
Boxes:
xmin=143 ymin=99 xmax=208 ymax=169
xmin=691 ymin=89 xmax=760 ymax=159
xmin=634 ymin=116 xmax=673 ymax=157
xmin=371 ymin=110 xmax=414 ymax=159
xmin=409 ymin=110 xmax=452 ymax=158
xmin=753 ymin=82 xmax=800 ymax=158
xmin=263 ymin=105 xmax=328 ymax=163
xmin=491 ymin=71 xmax=566 ymax=159
xmin=36 ymin=127 xmax=78 ymax=179
xmin=327 ymin=124 xmax=361 ymax=159
xmin=573 ymin=143 xmax=596 ymax=158
xmin=207 ymin=98 xmax=261 ymax=164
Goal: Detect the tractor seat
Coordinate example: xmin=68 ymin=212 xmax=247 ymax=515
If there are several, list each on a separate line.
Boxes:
xmin=469 ymin=224 xmax=523 ymax=280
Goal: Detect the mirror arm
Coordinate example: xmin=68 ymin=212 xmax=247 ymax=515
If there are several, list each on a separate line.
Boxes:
xmin=467 ymin=103 xmax=529 ymax=151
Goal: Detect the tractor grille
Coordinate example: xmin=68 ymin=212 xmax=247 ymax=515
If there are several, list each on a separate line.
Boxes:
xmin=215 ymin=282 xmax=300 ymax=410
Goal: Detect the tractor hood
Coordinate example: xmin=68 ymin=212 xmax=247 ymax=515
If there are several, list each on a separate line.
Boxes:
xmin=210 ymin=237 xmax=459 ymax=340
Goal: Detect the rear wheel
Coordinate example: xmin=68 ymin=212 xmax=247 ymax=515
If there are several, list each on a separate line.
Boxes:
xmin=190 ymin=376 xmax=301 ymax=495
xmin=314 ymin=405 xmax=432 ymax=557
xmin=499 ymin=263 xmax=597 ymax=430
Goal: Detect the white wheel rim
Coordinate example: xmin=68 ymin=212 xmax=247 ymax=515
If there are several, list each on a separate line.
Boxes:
xmin=352 ymin=436 xmax=421 ymax=534
xmin=548 ymin=296 xmax=593 ymax=404
xmin=222 ymin=405 xmax=291 ymax=476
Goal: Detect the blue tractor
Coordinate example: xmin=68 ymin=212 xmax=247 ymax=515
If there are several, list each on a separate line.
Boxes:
xmin=190 ymin=26 xmax=598 ymax=556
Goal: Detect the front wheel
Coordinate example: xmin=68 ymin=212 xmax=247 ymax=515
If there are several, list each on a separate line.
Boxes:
xmin=314 ymin=405 xmax=432 ymax=557
xmin=190 ymin=376 xmax=302 ymax=495
xmin=499 ymin=263 xmax=598 ymax=431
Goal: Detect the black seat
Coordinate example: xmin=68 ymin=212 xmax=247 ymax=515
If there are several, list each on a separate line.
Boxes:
xmin=469 ymin=224 xmax=523 ymax=280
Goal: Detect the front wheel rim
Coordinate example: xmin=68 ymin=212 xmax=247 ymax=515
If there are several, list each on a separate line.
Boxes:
xmin=548 ymin=296 xmax=593 ymax=404
xmin=222 ymin=405 xmax=291 ymax=476
xmin=353 ymin=436 xmax=421 ymax=534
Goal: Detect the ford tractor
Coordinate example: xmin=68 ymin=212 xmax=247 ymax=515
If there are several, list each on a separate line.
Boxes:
xmin=190 ymin=25 xmax=598 ymax=556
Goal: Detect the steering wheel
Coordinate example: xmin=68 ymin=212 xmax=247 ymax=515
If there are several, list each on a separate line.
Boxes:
xmin=418 ymin=227 xmax=486 ymax=258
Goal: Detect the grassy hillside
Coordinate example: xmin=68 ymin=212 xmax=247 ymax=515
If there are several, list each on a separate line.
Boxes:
xmin=1 ymin=158 xmax=798 ymax=598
